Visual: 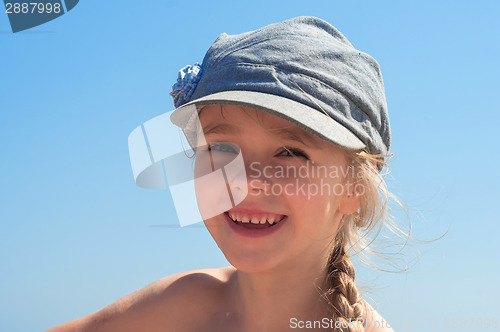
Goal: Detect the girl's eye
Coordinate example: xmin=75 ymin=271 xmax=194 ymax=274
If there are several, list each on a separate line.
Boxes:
xmin=278 ymin=148 xmax=309 ymax=159
xmin=207 ymin=142 xmax=239 ymax=154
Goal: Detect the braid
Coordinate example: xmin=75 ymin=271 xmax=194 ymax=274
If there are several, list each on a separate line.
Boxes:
xmin=324 ymin=242 xmax=365 ymax=332
xmin=319 ymin=150 xmax=402 ymax=331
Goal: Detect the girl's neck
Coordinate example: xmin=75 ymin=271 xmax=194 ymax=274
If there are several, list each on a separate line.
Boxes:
xmin=224 ymin=258 xmax=331 ymax=331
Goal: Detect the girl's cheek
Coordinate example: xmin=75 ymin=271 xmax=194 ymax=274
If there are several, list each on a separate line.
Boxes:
xmin=204 ymin=216 xmax=224 ymax=233
xmin=194 ymin=170 xmax=236 ymax=221
xmin=269 ymin=168 xmax=345 ymax=201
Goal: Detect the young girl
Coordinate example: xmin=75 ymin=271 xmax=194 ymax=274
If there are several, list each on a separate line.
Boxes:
xmin=48 ymin=16 xmax=397 ymax=331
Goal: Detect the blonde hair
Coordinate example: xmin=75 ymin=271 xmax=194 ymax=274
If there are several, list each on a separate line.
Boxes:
xmin=322 ymin=150 xmax=407 ymax=331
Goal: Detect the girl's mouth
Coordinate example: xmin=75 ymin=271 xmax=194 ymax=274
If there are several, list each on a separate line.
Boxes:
xmin=224 ymin=211 xmax=286 ymax=229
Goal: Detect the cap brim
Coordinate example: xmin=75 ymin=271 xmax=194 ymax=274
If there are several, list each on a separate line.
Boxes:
xmin=170 ymin=90 xmax=365 ymax=152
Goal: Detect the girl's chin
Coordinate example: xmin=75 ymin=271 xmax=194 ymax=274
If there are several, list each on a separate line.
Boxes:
xmin=226 ymin=260 xmax=281 ymax=274
xmin=213 ymin=245 xmax=280 ymax=273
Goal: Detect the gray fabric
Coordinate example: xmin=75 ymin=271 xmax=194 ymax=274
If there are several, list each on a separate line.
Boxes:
xmin=170 ymin=16 xmax=390 ymax=157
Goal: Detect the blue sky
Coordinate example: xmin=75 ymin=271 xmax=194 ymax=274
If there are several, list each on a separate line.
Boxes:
xmin=1 ymin=1 xmax=499 ymax=331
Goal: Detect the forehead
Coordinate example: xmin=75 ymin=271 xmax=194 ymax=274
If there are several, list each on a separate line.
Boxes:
xmin=199 ymin=104 xmax=291 ymax=126
xmin=198 ymin=104 xmax=320 ymax=143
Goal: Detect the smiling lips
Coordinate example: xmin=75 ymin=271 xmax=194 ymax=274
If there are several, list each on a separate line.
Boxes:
xmin=225 ymin=211 xmax=286 ymax=227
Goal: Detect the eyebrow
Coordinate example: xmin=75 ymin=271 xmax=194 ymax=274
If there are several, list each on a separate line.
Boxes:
xmin=202 ymin=123 xmax=239 ymax=136
xmin=270 ymin=128 xmax=317 ymax=148
xmin=202 ymin=123 xmax=316 ymax=148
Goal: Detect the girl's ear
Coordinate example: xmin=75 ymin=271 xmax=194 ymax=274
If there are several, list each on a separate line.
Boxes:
xmin=339 ymin=191 xmax=361 ymax=215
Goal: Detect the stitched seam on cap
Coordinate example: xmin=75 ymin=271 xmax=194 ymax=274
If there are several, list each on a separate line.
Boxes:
xmin=212 ymin=33 xmax=353 ymax=67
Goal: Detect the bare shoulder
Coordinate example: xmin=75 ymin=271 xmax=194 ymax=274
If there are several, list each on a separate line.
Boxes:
xmin=45 ymin=266 xmax=236 ymax=332
xmin=361 ymin=299 xmax=395 ymax=332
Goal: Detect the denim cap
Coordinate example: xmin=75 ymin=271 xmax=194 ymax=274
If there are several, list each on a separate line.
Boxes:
xmin=170 ymin=16 xmax=390 ymax=161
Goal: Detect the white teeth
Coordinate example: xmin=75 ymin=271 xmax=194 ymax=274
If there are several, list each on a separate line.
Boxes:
xmin=227 ymin=212 xmax=284 ymax=225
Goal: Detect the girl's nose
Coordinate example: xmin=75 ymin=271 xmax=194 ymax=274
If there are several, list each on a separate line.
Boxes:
xmin=224 ymin=153 xmax=273 ymax=204
xmin=246 ymin=162 xmax=270 ymax=195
